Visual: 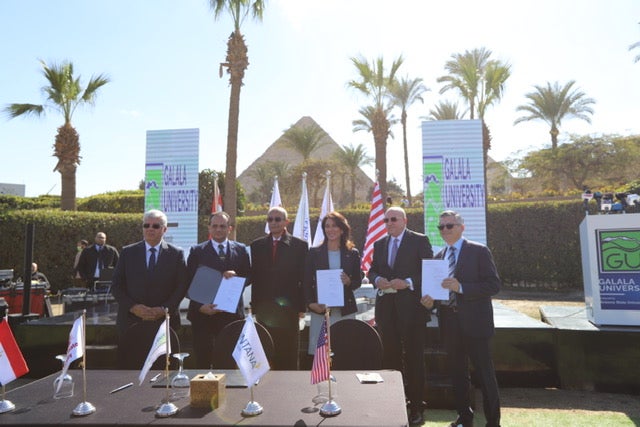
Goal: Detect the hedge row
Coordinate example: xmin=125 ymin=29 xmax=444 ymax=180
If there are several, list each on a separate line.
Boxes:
xmin=0 ymin=200 xmax=592 ymax=294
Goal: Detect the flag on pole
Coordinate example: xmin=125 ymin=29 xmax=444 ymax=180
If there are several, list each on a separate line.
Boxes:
xmin=311 ymin=317 xmax=330 ymax=384
xmin=55 ymin=315 xmax=84 ymax=392
xmin=312 ymin=171 xmax=334 ymax=247
xmin=361 ymin=181 xmax=386 ymax=273
xmin=265 ymin=176 xmax=283 ymax=233
xmin=211 ymin=174 xmax=223 ymax=213
xmin=292 ymin=173 xmax=312 ymax=247
xmin=138 ymin=319 xmax=171 ymax=385
xmin=0 ymin=319 xmax=29 ymax=385
xmin=232 ymin=315 xmax=270 ymax=387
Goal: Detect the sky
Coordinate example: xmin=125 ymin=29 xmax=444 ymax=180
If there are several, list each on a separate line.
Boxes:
xmin=1 ymin=0 xmax=639 ymax=198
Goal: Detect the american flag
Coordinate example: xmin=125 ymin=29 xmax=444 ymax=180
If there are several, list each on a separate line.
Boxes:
xmin=361 ymin=182 xmax=386 ymax=273
xmin=311 ymin=318 xmax=330 ymax=384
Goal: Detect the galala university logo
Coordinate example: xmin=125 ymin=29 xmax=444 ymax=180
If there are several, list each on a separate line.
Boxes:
xmin=598 ymin=229 xmax=640 ymax=273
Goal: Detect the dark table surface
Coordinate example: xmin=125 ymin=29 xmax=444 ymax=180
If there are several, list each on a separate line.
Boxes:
xmin=1 ymin=369 xmax=408 ymax=426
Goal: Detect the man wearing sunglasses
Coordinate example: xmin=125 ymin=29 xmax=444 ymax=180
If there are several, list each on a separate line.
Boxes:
xmin=421 ymin=210 xmax=501 ymax=427
xmin=249 ymin=206 xmax=308 ymax=370
xmin=368 ymin=206 xmax=433 ymax=425
xmin=112 ymin=209 xmax=188 ymax=368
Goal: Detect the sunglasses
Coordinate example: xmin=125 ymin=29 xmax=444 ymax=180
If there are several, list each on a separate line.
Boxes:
xmin=383 ymin=217 xmax=400 ymax=223
xmin=210 ymin=224 xmax=228 ymax=229
xmin=143 ymin=223 xmax=162 ymax=229
xmin=267 ymin=217 xmax=284 ymax=223
xmin=437 ymin=223 xmax=458 ymax=230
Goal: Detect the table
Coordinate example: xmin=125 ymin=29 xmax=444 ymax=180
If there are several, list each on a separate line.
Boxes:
xmin=1 ymin=370 xmax=408 ymax=426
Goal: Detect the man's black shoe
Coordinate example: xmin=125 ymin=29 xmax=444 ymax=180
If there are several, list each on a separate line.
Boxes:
xmin=409 ymin=409 xmax=423 ymax=425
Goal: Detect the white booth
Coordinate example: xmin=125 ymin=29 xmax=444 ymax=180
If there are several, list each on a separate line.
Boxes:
xmin=580 ymin=213 xmax=640 ymax=326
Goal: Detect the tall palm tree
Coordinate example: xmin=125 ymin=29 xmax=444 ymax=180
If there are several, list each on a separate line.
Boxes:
xmin=423 ymin=100 xmax=467 ymax=120
xmin=3 ymin=60 xmax=109 ymax=210
xmin=281 ymin=122 xmax=327 ymax=162
xmin=514 ymin=80 xmax=596 ymax=149
xmin=437 ymin=47 xmax=510 ymax=120
xmin=348 ymin=55 xmax=403 ymax=201
xmin=630 ymin=23 xmax=640 ymax=63
xmin=210 ymin=0 xmax=265 ymax=229
xmin=389 ymin=76 xmax=429 ymax=206
xmin=333 ymin=143 xmax=373 ymax=205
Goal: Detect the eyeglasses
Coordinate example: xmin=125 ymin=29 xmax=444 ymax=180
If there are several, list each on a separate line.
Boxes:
xmin=437 ymin=223 xmax=458 ymax=230
xmin=267 ymin=217 xmax=284 ymax=223
xmin=210 ymin=224 xmax=228 ymax=229
xmin=383 ymin=217 xmax=400 ymax=223
xmin=143 ymin=223 xmax=162 ymax=229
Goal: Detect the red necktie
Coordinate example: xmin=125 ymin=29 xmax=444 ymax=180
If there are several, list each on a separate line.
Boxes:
xmin=272 ymin=239 xmax=278 ymax=262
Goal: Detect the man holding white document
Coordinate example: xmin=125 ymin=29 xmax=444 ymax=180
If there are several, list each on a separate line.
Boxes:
xmin=187 ymin=211 xmax=251 ymax=369
xmin=303 ymin=211 xmax=362 ymax=355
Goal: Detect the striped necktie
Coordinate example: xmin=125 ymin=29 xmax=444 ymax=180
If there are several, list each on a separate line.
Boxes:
xmin=447 ymin=246 xmax=457 ymax=306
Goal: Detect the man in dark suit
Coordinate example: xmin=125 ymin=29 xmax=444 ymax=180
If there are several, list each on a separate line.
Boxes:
xmin=368 ymin=206 xmax=433 ymax=425
xmin=186 ymin=211 xmax=251 ymax=369
xmin=77 ymin=231 xmax=119 ymax=288
xmin=249 ymin=206 xmax=308 ymax=370
xmin=421 ymin=210 xmax=501 ymax=427
xmin=111 ymin=210 xmax=188 ymax=369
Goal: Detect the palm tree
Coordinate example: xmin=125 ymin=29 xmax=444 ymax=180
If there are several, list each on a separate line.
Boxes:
xmin=348 ymin=55 xmax=403 ymax=201
xmin=281 ymin=122 xmax=327 ymax=162
xmin=630 ymin=23 xmax=640 ymax=63
xmin=437 ymin=47 xmax=510 ymax=120
xmin=210 ymin=0 xmax=265 ymax=229
xmin=3 ymin=60 xmax=109 ymax=210
xmin=389 ymin=76 xmax=429 ymax=206
xmin=333 ymin=143 xmax=373 ymax=205
xmin=423 ymin=100 xmax=467 ymax=120
xmin=514 ymin=80 xmax=596 ymax=149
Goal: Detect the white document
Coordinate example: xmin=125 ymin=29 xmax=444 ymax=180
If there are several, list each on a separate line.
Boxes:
xmin=421 ymin=259 xmax=450 ymax=300
xmin=213 ymin=276 xmax=245 ymax=313
xmin=316 ymin=269 xmax=344 ymax=307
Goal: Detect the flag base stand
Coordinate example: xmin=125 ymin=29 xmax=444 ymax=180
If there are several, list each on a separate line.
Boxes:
xmin=241 ymin=400 xmax=263 ymax=416
xmin=320 ymin=399 xmax=341 ymax=416
xmin=72 ymin=401 xmax=96 ymax=416
xmin=156 ymin=401 xmax=178 ymax=417
xmin=0 ymin=399 xmax=15 ymax=414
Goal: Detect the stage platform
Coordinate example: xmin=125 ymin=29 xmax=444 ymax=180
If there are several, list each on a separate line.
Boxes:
xmin=11 ymin=300 xmax=640 ymax=397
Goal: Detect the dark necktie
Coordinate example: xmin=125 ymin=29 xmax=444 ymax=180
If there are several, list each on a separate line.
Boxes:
xmin=389 ymin=238 xmax=399 ymax=268
xmin=148 ymin=247 xmax=156 ymax=270
xmin=272 ymin=239 xmax=278 ymax=262
xmin=218 ymin=244 xmax=226 ymax=261
xmin=447 ymin=246 xmax=457 ymax=306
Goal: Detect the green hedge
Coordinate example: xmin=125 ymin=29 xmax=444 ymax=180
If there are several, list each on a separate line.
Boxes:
xmin=0 ymin=201 xmax=592 ymax=294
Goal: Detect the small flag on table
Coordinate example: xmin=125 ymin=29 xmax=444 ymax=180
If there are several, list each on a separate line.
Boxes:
xmin=55 ymin=315 xmax=83 ymax=392
xmin=233 ymin=316 xmax=270 ymax=387
xmin=138 ymin=319 xmax=170 ymax=386
xmin=0 ymin=319 xmax=28 ymax=385
xmin=311 ymin=318 xmax=330 ymax=384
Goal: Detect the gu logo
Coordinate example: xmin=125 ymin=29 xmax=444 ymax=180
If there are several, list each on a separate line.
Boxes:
xmin=598 ymin=229 xmax=640 ymax=273
xmin=145 ymin=163 xmax=163 ymax=211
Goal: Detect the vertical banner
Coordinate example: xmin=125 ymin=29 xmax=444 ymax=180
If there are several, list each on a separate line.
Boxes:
xmin=422 ymin=120 xmax=487 ymax=251
xmin=145 ymin=129 xmax=199 ymax=252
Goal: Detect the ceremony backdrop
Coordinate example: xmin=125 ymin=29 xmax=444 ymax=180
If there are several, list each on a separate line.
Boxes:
xmin=422 ymin=119 xmax=487 ymax=251
xmin=144 ymin=128 xmax=199 ymax=252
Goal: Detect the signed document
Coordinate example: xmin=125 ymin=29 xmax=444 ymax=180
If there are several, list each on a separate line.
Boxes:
xmin=213 ymin=276 xmax=245 ymax=313
xmin=316 ymin=269 xmax=344 ymax=307
xmin=421 ymin=259 xmax=449 ymax=300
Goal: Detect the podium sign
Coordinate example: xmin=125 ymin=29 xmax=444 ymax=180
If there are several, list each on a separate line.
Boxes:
xmin=579 ymin=214 xmax=640 ymax=326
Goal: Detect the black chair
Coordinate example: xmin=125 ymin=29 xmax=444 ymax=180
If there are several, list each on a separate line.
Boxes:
xmin=330 ymin=318 xmax=384 ymax=370
xmin=212 ymin=318 xmax=275 ymax=369
xmin=117 ymin=321 xmax=180 ymax=370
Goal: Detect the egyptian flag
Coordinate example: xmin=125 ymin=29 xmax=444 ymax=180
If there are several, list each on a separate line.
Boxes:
xmin=0 ymin=318 xmax=29 ymax=385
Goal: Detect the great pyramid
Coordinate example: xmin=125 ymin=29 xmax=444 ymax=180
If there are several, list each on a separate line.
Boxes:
xmin=238 ymin=116 xmax=374 ymax=207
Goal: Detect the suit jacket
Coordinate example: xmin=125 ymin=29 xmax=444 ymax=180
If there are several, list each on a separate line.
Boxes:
xmin=303 ymin=243 xmax=362 ymax=316
xmin=77 ymin=244 xmax=119 ymax=281
xmin=436 ymin=238 xmax=501 ymax=338
xmin=186 ymin=240 xmax=251 ymax=322
xmin=368 ymin=228 xmax=433 ymax=324
xmin=249 ymin=232 xmax=308 ymax=315
xmin=111 ymin=240 xmax=188 ymax=336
